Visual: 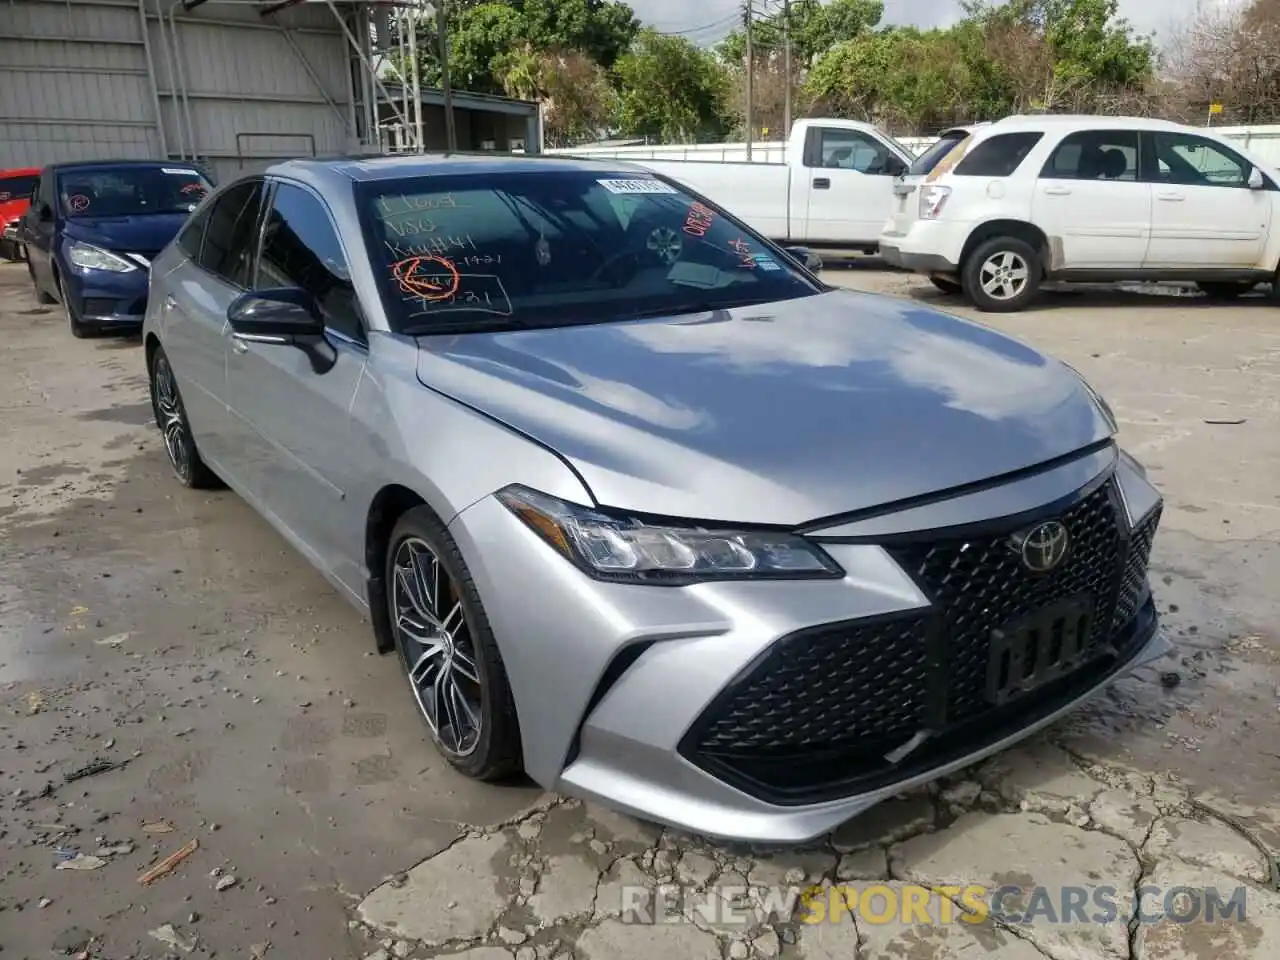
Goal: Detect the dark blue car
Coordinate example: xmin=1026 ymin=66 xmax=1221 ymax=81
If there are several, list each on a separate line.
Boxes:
xmin=21 ymin=160 xmax=213 ymax=338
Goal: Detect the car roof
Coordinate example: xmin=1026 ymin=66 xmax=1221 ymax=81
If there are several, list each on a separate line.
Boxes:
xmin=988 ymin=114 xmax=1186 ymax=132
xmin=264 ymin=152 xmax=649 ymax=191
xmin=1 ymin=167 xmax=41 ymax=178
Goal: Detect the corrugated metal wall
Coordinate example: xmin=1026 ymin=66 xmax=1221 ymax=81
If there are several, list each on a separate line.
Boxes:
xmin=0 ymin=0 xmax=357 ymax=183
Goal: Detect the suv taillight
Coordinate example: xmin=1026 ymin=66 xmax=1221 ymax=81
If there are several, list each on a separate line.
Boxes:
xmin=919 ymin=185 xmax=951 ymax=220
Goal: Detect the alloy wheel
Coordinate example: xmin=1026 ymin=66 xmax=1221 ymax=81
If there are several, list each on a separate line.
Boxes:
xmin=978 ymin=251 xmax=1030 ymax=301
xmin=152 ymin=355 xmax=190 ymax=481
xmin=391 ymin=536 xmax=483 ymax=757
xmin=646 ymin=227 xmax=682 ymax=265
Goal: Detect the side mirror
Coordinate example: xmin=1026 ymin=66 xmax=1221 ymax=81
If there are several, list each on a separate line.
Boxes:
xmin=884 ymin=154 xmax=908 ymax=177
xmin=784 ymin=245 xmax=823 ymax=273
xmin=227 ymin=287 xmax=325 ymax=341
xmin=227 ymin=288 xmax=335 ymax=374
xmin=1248 ymin=166 xmax=1265 ymax=190
xmin=38 ymin=204 xmax=53 ymax=222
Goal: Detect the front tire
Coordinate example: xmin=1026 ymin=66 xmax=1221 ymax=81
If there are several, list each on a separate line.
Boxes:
xmin=58 ymin=277 xmax=92 ymax=339
xmin=962 ymin=236 xmax=1042 ymax=312
xmin=148 ymin=346 xmax=221 ymax=489
xmin=386 ymin=506 xmax=522 ymax=781
xmin=30 ymin=263 xmax=56 ymax=304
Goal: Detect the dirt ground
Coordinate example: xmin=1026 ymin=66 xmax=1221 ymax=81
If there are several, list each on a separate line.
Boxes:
xmin=1 ymin=258 xmax=1278 ymax=960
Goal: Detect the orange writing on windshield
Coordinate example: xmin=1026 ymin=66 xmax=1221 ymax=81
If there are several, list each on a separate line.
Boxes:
xmin=393 ymin=255 xmax=460 ymax=301
xmin=684 ymin=202 xmax=715 ymax=237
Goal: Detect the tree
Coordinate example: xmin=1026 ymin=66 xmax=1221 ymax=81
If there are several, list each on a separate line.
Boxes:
xmin=613 ymin=29 xmax=734 ymax=142
xmin=805 ymin=29 xmax=971 ymax=132
xmin=1165 ymin=0 xmax=1280 ymax=123
xmin=495 ymin=44 xmax=617 ymax=145
xmin=403 ymin=0 xmax=640 ymax=97
xmin=717 ymin=0 xmax=884 ymax=67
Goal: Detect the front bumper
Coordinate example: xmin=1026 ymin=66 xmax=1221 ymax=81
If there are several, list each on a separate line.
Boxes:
xmin=61 ymin=257 xmax=149 ymax=328
xmin=450 ymin=446 xmax=1168 ymax=843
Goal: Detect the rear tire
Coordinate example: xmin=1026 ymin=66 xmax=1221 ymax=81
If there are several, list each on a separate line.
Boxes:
xmin=1198 ymin=280 xmax=1256 ymax=300
xmin=148 ymin=345 xmax=222 ymax=489
xmin=962 ymin=236 xmax=1042 ymax=313
xmin=930 ymin=275 xmax=963 ymax=295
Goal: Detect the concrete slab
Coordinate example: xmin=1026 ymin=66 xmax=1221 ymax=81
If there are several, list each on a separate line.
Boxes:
xmin=358 ymin=832 xmax=512 ymax=944
xmin=1133 ymin=861 xmax=1280 ymax=959
xmin=1146 ymin=817 xmax=1271 ymax=885
xmin=890 ymin=811 xmax=1138 ymax=959
xmin=575 ymin=918 xmax=721 ymax=960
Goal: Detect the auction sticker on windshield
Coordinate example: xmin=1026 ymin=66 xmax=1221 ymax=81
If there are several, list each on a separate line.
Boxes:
xmin=597 ymin=179 xmax=678 ymax=195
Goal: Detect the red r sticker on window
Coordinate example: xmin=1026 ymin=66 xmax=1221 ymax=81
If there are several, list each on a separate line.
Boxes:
xmin=68 ymin=194 xmax=90 ymax=213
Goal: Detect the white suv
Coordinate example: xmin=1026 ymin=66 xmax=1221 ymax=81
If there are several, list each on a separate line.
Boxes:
xmin=879 ymin=116 xmax=1280 ymax=311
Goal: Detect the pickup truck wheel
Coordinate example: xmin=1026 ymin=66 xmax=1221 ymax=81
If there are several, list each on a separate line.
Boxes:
xmin=1198 ymin=281 xmax=1256 ymax=299
xmin=929 ymin=275 xmax=963 ymax=295
xmin=962 ymin=237 xmax=1042 ymax=313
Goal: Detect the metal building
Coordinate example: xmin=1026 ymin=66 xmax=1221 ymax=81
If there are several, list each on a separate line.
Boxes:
xmin=1 ymin=0 xmax=541 ymax=184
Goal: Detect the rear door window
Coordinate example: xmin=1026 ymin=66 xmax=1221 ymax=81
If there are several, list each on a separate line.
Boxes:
xmin=197 ymin=179 xmax=265 ymax=287
xmin=953 ymin=132 xmax=1044 ymax=177
xmin=908 ymin=130 xmax=971 ymax=176
xmin=1041 ymin=131 xmax=1139 ymax=182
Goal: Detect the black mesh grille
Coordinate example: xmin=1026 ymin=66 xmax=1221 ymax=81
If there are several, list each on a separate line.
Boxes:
xmin=694 ymin=613 xmax=933 ymax=756
xmin=681 ymin=475 xmax=1163 ymax=804
xmin=1113 ymin=506 xmax=1160 ymax=630
xmin=888 ymin=480 xmax=1123 ymax=726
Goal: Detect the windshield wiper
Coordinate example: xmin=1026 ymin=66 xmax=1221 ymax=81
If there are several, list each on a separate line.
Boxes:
xmin=399 ymin=315 xmax=531 ymax=336
xmin=615 ymin=298 xmax=765 ymax=322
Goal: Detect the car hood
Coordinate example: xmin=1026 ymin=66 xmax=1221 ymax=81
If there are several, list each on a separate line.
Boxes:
xmin=63 ymin=213 xmax=190 ymax=256
xmin=414 ymin=289 xmax=1113 ymax=526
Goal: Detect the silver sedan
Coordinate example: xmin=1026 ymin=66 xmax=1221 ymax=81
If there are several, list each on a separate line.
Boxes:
xmin=142 ymin=154 xmax=1170 ymax=842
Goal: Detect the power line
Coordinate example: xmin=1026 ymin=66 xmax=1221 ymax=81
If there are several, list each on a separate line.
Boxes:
xmin=652 ymin=12 xmax=742 ymax=37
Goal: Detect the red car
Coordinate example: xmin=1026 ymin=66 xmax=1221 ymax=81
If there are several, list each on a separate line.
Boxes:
xmin=1 ymin=167 xmax=40 ymax=261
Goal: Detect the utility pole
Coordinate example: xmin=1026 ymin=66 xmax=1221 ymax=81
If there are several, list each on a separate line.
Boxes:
xmin=782 ymin=0 xmax=791 ymax=138
xmin=408 ymin=4 xmax=423 ymax=149
xmin=745 ymin=0 xmax=753 ymax=160
xmin=436 ymin=0 xmax=457 ymax=151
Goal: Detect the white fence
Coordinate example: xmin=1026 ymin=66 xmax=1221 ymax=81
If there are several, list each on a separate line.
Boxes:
xmin=549 ymin=124 xmax=1280 ymax=167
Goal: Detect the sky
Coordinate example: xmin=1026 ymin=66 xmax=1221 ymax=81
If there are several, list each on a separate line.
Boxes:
xmin=634 ymin=0 xmax=1212 ymax=48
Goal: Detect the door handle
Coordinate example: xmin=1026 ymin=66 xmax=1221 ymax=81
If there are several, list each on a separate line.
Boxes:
xmin=231 ymin=335 xmax=249 ymax=355
xmin=1156 ymin=191 xmax=1185 ymax=201
xmin=1043 ymin=186 xmax=1071 ymax=196
xmin=813 ymin=177 xmax=831 ymax=189
xmin=163 ymin=295 xmax=177 ymax=310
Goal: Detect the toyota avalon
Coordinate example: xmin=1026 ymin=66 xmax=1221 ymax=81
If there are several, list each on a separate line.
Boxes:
xmin=141 ymin=154 xmax=1169 ymax=842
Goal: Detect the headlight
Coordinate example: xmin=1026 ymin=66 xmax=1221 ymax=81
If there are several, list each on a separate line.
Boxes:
xmin=497 ymin=485 xmax=844 ymax=585
xmin=67 ymin=241 xmax=137 ymax=273
xmin=1064 ymin=364 xmax=1118 ymax=435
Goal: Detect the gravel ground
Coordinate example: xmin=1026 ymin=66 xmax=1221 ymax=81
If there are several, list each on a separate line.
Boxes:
xmin=2 ymin=258 xmax=1279 ymax=960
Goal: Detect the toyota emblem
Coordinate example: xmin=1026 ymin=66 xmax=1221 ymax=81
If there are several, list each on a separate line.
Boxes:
xmin=1012 ymin=520 xmax=1070 ymax=573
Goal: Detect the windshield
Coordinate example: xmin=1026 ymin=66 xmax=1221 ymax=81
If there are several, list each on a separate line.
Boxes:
xmin=908 ymin=131 xmax=970 ymax=176
xmin=357 ymin=169 xmax=821 ymax=334
xmin=0 ymin=175 xmax=38 ymax=203
xmin=56 ymin=165 xmax=212 ymax=217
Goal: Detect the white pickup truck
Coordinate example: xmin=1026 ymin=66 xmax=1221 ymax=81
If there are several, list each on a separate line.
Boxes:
xmin=561 ymin=119 xmax=917 ymax=252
